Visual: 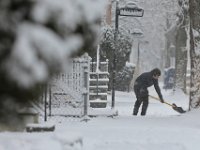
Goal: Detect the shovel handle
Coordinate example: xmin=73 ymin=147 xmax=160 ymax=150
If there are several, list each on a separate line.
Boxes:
xmin=149 ymin=95 xmax=173 ymax=107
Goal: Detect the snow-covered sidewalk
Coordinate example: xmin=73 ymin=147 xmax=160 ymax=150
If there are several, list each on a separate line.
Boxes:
xmin=54 ymin=89 xmax=200 ymax=150
xmin=1 ymin=88 xmax=200 ymax=150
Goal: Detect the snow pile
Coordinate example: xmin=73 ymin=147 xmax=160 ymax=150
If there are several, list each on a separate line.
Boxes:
xmin=0 ymin=131 xmax=82 ymax=150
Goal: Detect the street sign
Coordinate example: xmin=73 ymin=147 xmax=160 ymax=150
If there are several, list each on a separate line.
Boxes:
xmin=119 ymin=7 xmax=144 ymax=17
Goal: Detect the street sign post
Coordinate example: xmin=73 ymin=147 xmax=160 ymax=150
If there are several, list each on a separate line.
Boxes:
xmin=111 ymin=1 xmax=144 ymax=109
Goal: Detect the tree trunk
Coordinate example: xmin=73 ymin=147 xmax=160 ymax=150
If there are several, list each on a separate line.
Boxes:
xmin=175 ymin=28 xmax=187 ymax=92
xmin=164 ymin=17 xmax=172 ymax=68
xmin=189 ymin=0 xmax=200 ymax=109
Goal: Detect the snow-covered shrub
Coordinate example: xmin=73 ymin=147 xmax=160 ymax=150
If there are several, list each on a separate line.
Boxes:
xmin=115 ymin=62 xmax=135 ymax=92
xmin=99 ymin=26 xmax=132 ymax=90
xmin=0 ymin=0 xmax=106 ymax=129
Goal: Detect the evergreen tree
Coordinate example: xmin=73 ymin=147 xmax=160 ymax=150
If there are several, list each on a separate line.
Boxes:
xmin=0 ymin=0 xmax=105 ymax=130
xmin=100 ymin=26 xmax=132 ymax=90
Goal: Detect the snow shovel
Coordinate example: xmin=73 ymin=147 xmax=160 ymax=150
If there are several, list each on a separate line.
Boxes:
xmin=149 ymin=95 xmax=186 ymax=113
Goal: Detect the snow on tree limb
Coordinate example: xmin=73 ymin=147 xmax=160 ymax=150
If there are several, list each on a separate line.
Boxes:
xmin=2 ymin=0 xmax=106 ymax=89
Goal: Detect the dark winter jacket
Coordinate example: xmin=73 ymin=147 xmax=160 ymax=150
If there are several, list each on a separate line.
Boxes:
xmin=134 ymin=71 xmax=163 ymax=100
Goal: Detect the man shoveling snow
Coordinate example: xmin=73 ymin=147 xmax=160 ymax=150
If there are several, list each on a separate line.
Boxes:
xmin=133 ymin=68 xmax=164 ymax=116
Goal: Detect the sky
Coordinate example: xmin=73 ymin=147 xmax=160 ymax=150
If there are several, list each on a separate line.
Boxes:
xmin=1 ymin=85 xmax=200 ymax=150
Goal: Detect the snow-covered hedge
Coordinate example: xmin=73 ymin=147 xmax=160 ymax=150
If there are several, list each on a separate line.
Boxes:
xmin=0 ymin=0 xmax=106 ymax=129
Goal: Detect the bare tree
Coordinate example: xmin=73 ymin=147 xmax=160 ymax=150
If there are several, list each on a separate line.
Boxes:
xmin=164 ymin=0 xmax=189 ymax=92
xmin=174 ymin=0 xmax=189 ymax=93
xmin=189 ymin=0 xmax=200 ymax=109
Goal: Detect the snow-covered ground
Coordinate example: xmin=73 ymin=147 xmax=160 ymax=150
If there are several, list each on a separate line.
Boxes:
xmin=1 ymin=85 xmax=200 ymax=150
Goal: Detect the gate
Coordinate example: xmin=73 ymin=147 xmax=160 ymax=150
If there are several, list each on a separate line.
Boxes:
xmin=43 ymin=54 xmax=91 ymax=121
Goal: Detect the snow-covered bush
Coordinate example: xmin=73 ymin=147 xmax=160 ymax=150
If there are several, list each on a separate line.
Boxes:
xmin=99 ymin=26 xmax=132 ymax=90
xmin=0 ymin=0 xmax=106 ymax=129
xmin=115 ymin=62 xmax=135 ymax=92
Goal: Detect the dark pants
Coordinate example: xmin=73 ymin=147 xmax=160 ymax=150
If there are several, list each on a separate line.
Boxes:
xmin=133 ymin=85 xmax=149 ymax=116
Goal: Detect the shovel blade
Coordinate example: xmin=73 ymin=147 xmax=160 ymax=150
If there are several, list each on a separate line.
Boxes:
xmin=172 ymin=103 xmax=186 ymax=113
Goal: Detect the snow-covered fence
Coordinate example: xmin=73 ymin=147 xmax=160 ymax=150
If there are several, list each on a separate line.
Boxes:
xmin=42 ymin=54 xmax=91 ymax=121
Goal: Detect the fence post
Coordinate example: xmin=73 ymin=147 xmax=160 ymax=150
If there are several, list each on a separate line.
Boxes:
xmin=44 ymin=84 xmax=47 ymax=122
xmin=49 ymin=84 xmax=52 ymax=116
xmin=106 ymin=59 xmax=109 ymax=72
xmin=83 ymin=66 xmax=88 ymax=117
xmin=81 ymin=54 xmax=91 ymax=121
